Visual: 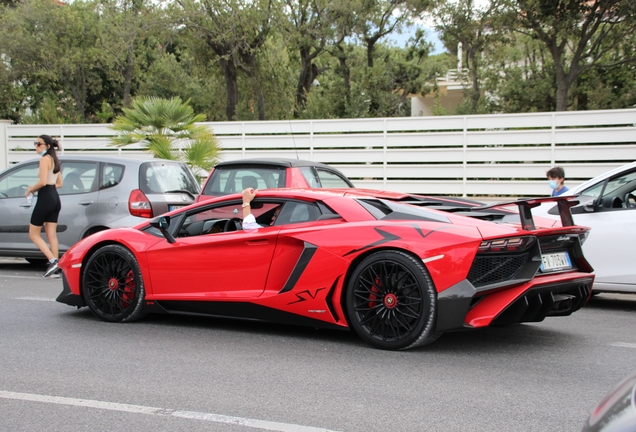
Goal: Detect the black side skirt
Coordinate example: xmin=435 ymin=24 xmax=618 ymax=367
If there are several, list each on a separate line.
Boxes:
xmin=151 ymin=300 xmax=346 ymax=331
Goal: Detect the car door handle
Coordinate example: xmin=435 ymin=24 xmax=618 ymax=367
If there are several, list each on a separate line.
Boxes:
xmin=246 ymin=239 xmax=269 ymax=245
xmin=19 ymin=203 xmax=33 ymax=208
xmin=78 ymin=200 xmax=94 ymax=206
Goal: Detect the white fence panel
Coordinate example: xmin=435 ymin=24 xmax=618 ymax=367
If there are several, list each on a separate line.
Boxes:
xmin=387 ymin=132 xmax=464 ymax=147
xmin=3 ymin=108 xmax=636 ymax=197
xmin=466 ymin=112 xmax=553 ymax=129
xmin=555 ymin=128 xmax=636 ymax=144
xmin=385 ymin=149 xmax=466 ymax=163
xmin=386 ymin=116 xmax=465 ymax=131
xmin=555 ymin=110 xmax=636 ymax=127
xmin=467 ymin=130 xmax=553 ymax=145
xmin=554 ymin=146 xmax=636 ymax=161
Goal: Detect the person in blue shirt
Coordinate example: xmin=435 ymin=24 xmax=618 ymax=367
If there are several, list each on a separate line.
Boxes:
xmin=546 ymin=167 xmax=569 ymax=197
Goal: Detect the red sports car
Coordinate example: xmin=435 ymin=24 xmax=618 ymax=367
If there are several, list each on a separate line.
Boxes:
xmin=56 ymin=189 xmax=594 ymax=350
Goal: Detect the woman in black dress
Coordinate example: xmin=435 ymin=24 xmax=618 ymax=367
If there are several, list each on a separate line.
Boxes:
xmin=26 ymin=135 xmax=63 ymax=277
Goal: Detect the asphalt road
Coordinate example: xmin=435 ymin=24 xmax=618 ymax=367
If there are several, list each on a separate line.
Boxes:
xmin=1 ymin=258 xmax=635 ymax=432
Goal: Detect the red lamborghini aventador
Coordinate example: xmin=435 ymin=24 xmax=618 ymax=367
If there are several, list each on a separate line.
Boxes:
xmin=56 ymin=188 xmax=594 ymax=350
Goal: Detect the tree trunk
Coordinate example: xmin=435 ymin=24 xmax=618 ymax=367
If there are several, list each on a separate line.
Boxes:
xmin=295 ymin=49 xmax=316 ymax=113
xmin=551 ymin=47 xmax=570 ymax=111
xmin=219 ymin=57 xmax=239 ymax=121
xmin=241 ymin=53 xmax=266 ymax=120
xmin=122 ymin=45 xmax=134 ymax=107
xmin=468 ymin=48 xmax=480 ymax=112
xmin=366 ymin=41 xmax=375 ymax=68
xmin=331 ymin=45 xmax=350 ymax=117
xmin=555 ymin=77 xmax=569 ymax=111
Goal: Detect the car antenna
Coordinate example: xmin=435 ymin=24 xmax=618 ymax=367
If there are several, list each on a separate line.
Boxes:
xmin=288 ymin=119 xmax=299 ymax=159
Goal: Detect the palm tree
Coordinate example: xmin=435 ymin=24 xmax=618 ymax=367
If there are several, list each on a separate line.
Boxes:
xmin=109 ymin=97 xmax=219 ymax=180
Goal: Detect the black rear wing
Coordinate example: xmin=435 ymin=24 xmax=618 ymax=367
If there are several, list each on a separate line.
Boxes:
xmin=472 ymin=196 xmax=580 ymax=230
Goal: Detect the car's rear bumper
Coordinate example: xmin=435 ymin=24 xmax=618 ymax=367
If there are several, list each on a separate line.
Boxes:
xmin=437 ymin=272 xmax=594 ymax=331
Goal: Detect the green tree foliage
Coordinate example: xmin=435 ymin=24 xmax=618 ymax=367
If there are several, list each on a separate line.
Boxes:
xmin=435 ymin=0 xmax=506 ymax=113
xmin=97 ymin=0 xmax=163 ymax=109
xmin=506 ymin=0 xmax=636 ymax=111
xmin=110 ymin=97 xmax=220 ymax=179
xmin=0 ymin=0 xmax=107 ymax=122
xmin=175 ymin=0 xmax=275 ymax=121
xmin=1 ymin=0 xmax=636 ymax=123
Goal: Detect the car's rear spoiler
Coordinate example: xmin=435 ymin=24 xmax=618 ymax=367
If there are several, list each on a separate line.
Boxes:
xmin=472 ymin=196 xmax=580 ymax=230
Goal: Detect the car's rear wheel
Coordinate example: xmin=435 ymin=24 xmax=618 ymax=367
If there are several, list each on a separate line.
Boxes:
xmin=82 ymin=244 xmax=146 ymax=323
xmin=346 ymin=250 xmax=439 ymax=350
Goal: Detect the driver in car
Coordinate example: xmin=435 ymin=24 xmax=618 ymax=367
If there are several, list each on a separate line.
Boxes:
xmin=241 ymin=188 xmax=280 ymax=230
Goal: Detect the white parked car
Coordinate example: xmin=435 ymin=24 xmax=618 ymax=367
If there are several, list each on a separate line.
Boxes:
xmin=533 ymin=161 xmax=636 ymax=294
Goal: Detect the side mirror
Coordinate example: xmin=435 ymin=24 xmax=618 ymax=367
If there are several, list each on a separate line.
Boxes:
xmin=149 ymin=216 xmax=176 ymax=244
xmin=583 ymin=202 xmax=595 ymax=213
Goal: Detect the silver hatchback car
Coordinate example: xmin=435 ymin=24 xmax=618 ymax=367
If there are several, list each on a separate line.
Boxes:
xmin=0 ymin=155 xmax=199 ymax=263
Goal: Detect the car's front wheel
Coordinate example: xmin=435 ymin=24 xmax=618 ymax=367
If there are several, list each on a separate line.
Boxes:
xmin=346 ymin=250 xmax=439 ymax=350
xmin=82 ymin=244 xmax=146 ymax=322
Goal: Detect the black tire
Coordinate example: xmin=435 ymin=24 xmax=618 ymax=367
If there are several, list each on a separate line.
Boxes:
xmin=82 ymin=244 xmax=146 ymax=323
xmin=346 ymin=250 xmax=439 ymax=350
xmin=25 ymin=258 xmax=48 ymax=266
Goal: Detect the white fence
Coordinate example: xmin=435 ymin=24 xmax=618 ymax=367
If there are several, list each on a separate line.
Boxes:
xmin=2 ymin=108 xmax=635 ymax=197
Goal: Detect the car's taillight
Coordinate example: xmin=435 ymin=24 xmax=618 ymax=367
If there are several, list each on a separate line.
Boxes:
xmin=129 ymin=189 xmax=153 ymax=218
xmin=478 ymin=236 xmax=534 ymax=252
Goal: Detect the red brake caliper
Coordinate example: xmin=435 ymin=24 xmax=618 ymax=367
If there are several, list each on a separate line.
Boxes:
xmin=368 ymin=277 xmax=381 ymax=308
xmin=119 ymin=270 xmax=135 ymax=307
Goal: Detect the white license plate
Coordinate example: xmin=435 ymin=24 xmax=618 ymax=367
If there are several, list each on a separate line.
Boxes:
xmin=169 ymin=205 xmax=185 ymax=211
xmin=540 ymin=251 xmax=572 ymax=271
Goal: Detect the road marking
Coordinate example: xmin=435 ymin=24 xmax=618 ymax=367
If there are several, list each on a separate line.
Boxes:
xmin=14 ymin=297 xmax=56 ymax=302
xmin=610 ymin=342 xmax=636 ymax=349
xmin=0 ymin=390 xmax=340 ymax=432
xmin=0 ymin=274 xmax=49 ymax=280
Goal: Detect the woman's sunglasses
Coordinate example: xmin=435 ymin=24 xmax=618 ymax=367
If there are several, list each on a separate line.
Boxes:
xmin=34 ymin=142 xmax=44 ymax=147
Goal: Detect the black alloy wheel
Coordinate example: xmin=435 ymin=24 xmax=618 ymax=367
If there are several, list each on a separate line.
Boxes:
xmin=82 ymin=244 xmax=146 ymax=322
xmin=346 ymin=250 xmax=439 ymax=350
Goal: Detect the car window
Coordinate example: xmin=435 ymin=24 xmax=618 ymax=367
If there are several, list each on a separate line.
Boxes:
xmin=579 ymin=182 xmax=604 ymax=199
xmin=596 ymin=170 xmax=636 ymax=211
xmin=59 ymin=161 xmax=97 ymax=195
xmin=140 ymin=161 xmax=200 ymax=195
xmin=101 ymin=163 xmax=125 ymax=189
xmin=275 ymin=201 xmax=320 ymax=225
xmin=299 ymin=166 xmax=321 ymax=188
xmin=176 ymin=201 xmax=281 ymax=237
xmin=603 ymin=171 xmax=636 ymax=196
xmin=299 ymin=166 xmax=352 ymax=188
xmin=203 ymin=167 xmax=286 ymax=196
xmin=0 ymin=163 xmax=38 ymax=198
xmin=316 ymin=168 xmax=351 ymax=188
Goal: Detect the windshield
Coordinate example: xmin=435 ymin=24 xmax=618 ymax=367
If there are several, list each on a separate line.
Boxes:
xmin=202 ymin=166 xmax=286 ymax=196
xmin=139 ymin=161 xmax=200 ymax=195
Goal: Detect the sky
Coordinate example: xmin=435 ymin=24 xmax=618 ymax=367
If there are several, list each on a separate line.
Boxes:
xmin=387 ymin=25 xmax=446 ymax=54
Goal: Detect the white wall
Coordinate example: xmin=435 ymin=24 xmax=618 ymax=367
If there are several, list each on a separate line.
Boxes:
xmin=2 ymin=108 xmax=635 ymax=197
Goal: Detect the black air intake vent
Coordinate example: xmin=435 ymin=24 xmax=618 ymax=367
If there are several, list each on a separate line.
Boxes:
xmin=467 ymin=236 xmax=542 ymax=290
xmin=468 ymin=253 xmax=529 ymax=288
